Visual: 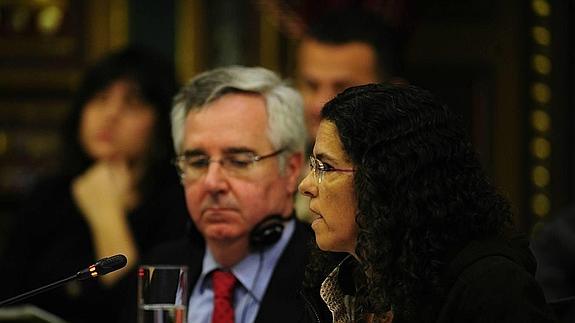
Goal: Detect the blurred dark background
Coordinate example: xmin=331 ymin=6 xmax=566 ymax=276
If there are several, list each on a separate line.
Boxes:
xmin=0 ymin=0 xmax=572 ymax=253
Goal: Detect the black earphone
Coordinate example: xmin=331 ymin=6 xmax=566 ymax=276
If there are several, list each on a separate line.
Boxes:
xmin=249 ymin=214 xmax=287 ymax=250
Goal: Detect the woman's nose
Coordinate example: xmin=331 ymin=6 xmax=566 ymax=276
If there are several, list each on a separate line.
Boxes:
xmin=298 ymin=170 xmax=317 ymax=198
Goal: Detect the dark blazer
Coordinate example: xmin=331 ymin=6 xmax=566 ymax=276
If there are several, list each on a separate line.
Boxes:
xmin=132 ymin=219 xmax=313 ymax=323
xmin=434 ymin=235 xmax=556 ymax=323
xmin=299 ymin=235 xmax=556 ymax=323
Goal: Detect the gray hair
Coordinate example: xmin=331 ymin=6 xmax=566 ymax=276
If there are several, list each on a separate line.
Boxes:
xmin=171 ymin=66 xmax=306 ymax=170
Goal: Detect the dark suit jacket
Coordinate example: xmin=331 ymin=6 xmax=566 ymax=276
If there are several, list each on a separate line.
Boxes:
xmin=131 ymin=220 xmax=313 ymax=323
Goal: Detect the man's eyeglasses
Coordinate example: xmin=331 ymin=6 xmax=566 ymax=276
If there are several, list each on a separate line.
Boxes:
xmin=174 ymin=149 xmax=284 ymax=181
xmin=309 ymin=155 xmax=354 ymax=184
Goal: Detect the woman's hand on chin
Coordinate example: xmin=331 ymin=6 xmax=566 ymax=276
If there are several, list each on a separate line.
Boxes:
xmin=72 ymin=158 xmax=136 ymax=225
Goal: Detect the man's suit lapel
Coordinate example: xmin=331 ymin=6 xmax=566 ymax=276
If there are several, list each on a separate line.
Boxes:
xmin=254 ymin=221 xmax=311 ymax=323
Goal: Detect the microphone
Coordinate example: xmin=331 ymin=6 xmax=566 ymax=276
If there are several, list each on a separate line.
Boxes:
xmin=76 ymin=254 xmax=128 ymax=280
xmin=0 ymin=254 xmax=127 ymax=307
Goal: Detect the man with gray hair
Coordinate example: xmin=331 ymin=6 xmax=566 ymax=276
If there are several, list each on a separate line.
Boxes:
xmin=139 ymin=66 xmax=313 ymax=323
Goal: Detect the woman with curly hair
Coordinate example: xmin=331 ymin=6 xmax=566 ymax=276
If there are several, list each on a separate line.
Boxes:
xmin=298 ymin=83 xmax=555 ymax=322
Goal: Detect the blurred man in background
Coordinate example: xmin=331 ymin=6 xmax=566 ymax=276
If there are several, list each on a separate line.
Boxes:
xmin=296 ymin=8 xmax=404 ymax=140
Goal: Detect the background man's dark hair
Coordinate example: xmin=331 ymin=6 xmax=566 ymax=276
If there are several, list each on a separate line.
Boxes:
xmin=305 ymin=8 xmax=404 ymax=79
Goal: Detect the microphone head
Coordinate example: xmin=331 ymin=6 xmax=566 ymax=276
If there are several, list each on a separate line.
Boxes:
xmin=76 ymin=254 xmax=128 ymax=281
xmin=98 ymin=254 xmax=128 ymax=275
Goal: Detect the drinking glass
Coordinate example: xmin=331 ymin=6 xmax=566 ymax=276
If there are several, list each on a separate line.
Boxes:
xmin=138 ymin=265 xmax=188 ymax=323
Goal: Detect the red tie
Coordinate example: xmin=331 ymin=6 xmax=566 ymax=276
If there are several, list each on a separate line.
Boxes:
xmin=211 ymin=270 xmax=237 ymax=323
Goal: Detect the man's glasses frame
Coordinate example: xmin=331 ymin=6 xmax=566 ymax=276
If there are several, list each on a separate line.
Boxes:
xmin=173 ymin=148 xmax=285 ymax=181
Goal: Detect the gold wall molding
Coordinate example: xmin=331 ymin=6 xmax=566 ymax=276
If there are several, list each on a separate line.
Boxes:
xmin=529 ymin=0 xmax=553 ymax=226
xmin=176 ymin=0 xmax=204 ymax=83
xmin=85 ymin=0 xmax=129 ymax=62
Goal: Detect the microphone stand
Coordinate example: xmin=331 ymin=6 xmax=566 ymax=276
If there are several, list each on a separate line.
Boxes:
xmin=0 ymin=274 xmax=76 ymax=307
xmin=0 ymin=254 xmax=127 ymax=307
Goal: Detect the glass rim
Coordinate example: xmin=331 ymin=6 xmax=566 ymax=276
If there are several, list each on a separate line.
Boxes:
xmin=138 ymin=264 xmax=189 ymax=270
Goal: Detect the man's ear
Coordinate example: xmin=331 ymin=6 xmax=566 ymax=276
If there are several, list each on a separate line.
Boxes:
xmin=284 ymin=152 xmax=303 ymax=195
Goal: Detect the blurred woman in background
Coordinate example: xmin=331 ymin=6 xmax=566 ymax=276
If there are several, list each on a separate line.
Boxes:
xmin=0 ymin=46 xmax=189 ymax=322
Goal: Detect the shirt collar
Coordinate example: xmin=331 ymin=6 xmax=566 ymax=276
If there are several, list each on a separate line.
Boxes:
xmin=196 ymin=218 xmax=296 ymax=302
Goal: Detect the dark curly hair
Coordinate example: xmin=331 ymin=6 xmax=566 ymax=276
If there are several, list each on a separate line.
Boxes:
xmin=60 ymin=45 xmax=178 ymax=198
xmin=304 ymin=83 xmax=512 ymax=322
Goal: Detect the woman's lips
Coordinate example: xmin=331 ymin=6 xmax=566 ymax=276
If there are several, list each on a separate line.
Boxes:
xmin=309 ymin=208 xmax=322 ymax=221
xmin=94 ymin=131 xmax=113 ymax=142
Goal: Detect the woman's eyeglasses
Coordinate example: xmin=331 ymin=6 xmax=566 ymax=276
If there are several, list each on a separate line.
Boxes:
xmin=309 ymin=155 xmax=354 ymax=184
